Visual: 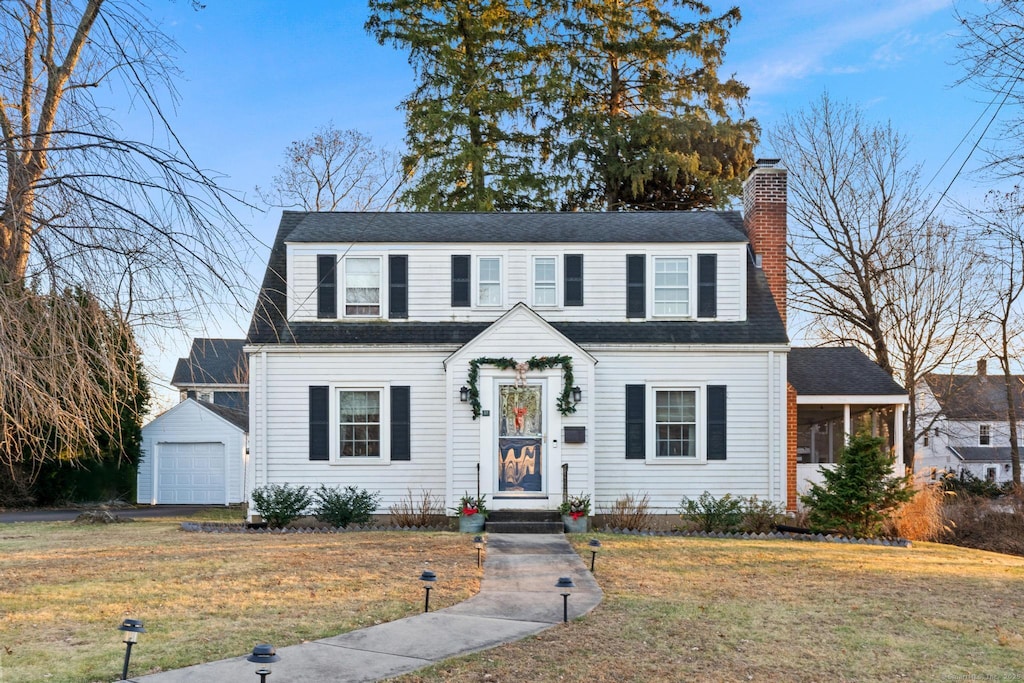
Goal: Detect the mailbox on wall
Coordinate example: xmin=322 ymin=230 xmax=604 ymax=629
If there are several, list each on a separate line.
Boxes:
xmin=563 ymin=427 xmax=586 ymax=444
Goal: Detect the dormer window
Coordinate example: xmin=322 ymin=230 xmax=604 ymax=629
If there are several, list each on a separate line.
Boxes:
xmin=653 ymin=257 xmax=690 ymax=317
xmin=980 ymin=424 xmax=991 ymax=446
xmin=345 ymin=257 xmax=381 ymax=316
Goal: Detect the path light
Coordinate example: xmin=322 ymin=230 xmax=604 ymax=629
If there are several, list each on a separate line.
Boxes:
xmin=116 ymin=618 xmax=145 ymax=681
xmin=460 ymin=386 xmax=470 ymax=402
xmin=473 ymin=535 xmax=484 ymax=568
xmin=247 ymin=643 xmax=280 ymax=683
xmin=588 ymin=538 xmax=602 ymax=572
xmin=555 ymin=576 xmax=575 ymax=623
xmin=420 ymin=569 xmax=437 ymax=612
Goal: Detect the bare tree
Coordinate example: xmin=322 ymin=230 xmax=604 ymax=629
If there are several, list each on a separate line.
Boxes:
xmin=770 ymin=94 xmax=984 ymax=465
xmin=956 ymin=1 xmax=1024 ymax=177
xmin=257 ymin=124 xmax=402 ymax=211
xmin=0 ymin=1 xmax=254 ymax=497
xmin=969 ymin=188 xmax=1024 ymax=488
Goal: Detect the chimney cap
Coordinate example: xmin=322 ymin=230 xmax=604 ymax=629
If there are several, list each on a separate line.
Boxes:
xmin=755 ymin=158 xmax=781 ymax=167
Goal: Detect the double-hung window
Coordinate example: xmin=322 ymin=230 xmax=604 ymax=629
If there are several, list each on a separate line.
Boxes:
xmin=478 ymin=257 xmax=502 ymax=306
xmin=533 ymin=256 xmax=557 ymax=307
xmin=655 ymin=389 xmax=697 ymax=457
xmin=338 ymin=389 xmax=381 ymax=457
xmin=345 ymin=257 xmax=381 ymax=316
xmin=980 ymin=424 xmax=991 ymax=446
xmin=653 ymin=257 xmax=690 ymax=316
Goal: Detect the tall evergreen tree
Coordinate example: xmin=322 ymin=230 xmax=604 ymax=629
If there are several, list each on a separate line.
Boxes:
xmin=540 ymin=0 xmax=758 ymax=210
xmin=366 ymin=0 xmax=551 ymax=211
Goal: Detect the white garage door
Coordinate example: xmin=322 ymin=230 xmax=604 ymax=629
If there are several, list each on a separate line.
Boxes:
xmin=157 ymin=442 xmax=226 ymax=504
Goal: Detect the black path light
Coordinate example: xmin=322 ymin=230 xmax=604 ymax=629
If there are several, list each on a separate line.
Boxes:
xmin=555 ymin=576 xmax=575 ymax=623
xmin=420 ymin=569 xmax=437 ymax=612
xmin=116 ymin=618 xmax=145 ymax=681
xmin=247 ymin=643 xmax=280 ymax=682
xmin=588 ymin=538 xmax=602 ymax=572
xmin=473 ymin=535 xmax=484 ymax=568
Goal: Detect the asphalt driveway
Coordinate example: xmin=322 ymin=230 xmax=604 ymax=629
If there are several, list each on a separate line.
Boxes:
xmin=0 ymin=505 xmax=218 ymax=523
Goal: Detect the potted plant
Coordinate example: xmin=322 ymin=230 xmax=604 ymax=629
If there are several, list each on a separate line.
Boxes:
xmin=559 ymin=493 xmax=591 ymax=533
xmin=454 ymin=493 xmax=488 ymax=532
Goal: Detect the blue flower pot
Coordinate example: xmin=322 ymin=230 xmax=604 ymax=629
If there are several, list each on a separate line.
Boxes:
xmin=563 ymin=514 xmax=588 ymax=533
xmin=459 ymin=514 xmax=485 ymax=533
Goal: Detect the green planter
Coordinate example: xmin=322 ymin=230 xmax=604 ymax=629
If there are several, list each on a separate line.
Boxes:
xmin=459 ymin=514 xmax=485 ymax=533
xmin=562 ymin=514 xmax=588 ymax=533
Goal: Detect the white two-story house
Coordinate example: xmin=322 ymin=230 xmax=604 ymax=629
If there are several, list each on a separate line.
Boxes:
xmin=244 ymin=163 xmax=796 ymax=516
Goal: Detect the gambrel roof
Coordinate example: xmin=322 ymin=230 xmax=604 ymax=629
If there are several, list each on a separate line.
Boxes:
xmin=923 ymin=373 xmax=1024 ymax=421
xmin=171 ymin=338 xmax=248 ymax=387
xmin=247 ymin=211 xmax=787 ymax=347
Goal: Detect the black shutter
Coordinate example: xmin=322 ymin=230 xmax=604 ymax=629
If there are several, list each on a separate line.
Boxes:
xmin=625 ymin=384 xmax=646 ymax=459
xmin=317 ymin=255 xmax=337 ymax=319
xmin=390 ymin=386 xmax=411 ymax=461
xmin=389 ymin=255 xmax=408 ymax=319
xmin=451 ymin=255 xmax=471 ymax=307
xmin=309 ymin=386 xmax=330 ymax=461
xmin=698 ymin=254 xmax=717 ymax=318
xmin=707 ymin=385 xmax=727 ymax=460
xmin=564 ymin=254 xmax=584 ymax=306
xmin=626 ymin=254 xmax=645 ymax=318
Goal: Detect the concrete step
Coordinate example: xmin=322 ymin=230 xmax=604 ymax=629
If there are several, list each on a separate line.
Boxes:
xmin=486 ymin=509 xmax=563 ymax=534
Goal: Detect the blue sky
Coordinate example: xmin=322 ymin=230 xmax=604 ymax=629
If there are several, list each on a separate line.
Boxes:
xmin=142 ymin=0 xmax=998 ymax=405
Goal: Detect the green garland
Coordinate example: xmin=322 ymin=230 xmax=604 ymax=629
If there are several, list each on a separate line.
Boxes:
xmin=467 ymin=355 xmax=576 ymax=419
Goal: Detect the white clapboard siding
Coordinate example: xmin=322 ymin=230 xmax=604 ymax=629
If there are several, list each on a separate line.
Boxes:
xmin=287 ymin=243 xmax=747 ymax=324
xmin=139 ymin=400 xmax=246 ymax=505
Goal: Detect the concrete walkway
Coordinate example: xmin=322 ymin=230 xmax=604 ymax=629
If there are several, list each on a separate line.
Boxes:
xmin=132 ymin=534 xmax=602 ymax=682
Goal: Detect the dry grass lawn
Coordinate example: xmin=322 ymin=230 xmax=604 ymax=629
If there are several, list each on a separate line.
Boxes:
xmin=3 ymin=512 xmax=1024 ymax=683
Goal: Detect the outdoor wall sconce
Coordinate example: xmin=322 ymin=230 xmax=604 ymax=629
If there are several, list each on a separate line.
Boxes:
xmin=117 ymin=618 xmax=146 ymax=681
xmin=588 ymin=538 xmax=602 ymax=573
xmin=247 ymin=643 xmax=280 ymax=682
xmin=473 ymin=535 xmax=485 ymax=568
xmin=571 ymin=386 xmax=582 ymax=404
xmin=460 ymin=386 xmax=470 ymax=402
xmin=555 ymin=576 xmax=575 ymax=623
xmin=420 ymin=569 xmax=437 ymax=612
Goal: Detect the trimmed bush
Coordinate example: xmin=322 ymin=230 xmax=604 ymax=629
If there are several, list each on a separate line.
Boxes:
xmin=740 ymin=496 xmax=787 ymax=533
xmin=314 ymin=485 xmax=381 ymax=528
xmin=250 ymin=483 xmax=312 ymax=528
xmin=679 ymin=491 xmax=744 ymax=532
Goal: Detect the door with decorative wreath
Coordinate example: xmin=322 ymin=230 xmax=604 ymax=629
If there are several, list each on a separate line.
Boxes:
xmin=496 ymin=383 xmax=544 ymax=494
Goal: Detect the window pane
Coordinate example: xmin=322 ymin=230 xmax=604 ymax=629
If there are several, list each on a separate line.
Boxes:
xmin=339 ymin=390 xmax=380 ymax=457
xmin=345 ymin=258 xmax=380 ymax=315
xmin=655 ymin=389 xmax=696 ymax=458
xmin=534 ymin=257 xmax=556 ymax=306
xmin=479 ymin=257 xmax=501 ymax=305
xmin=479 ymin=258 xmax=500 ymax=281
xmin=654 ymin=258 xmax=689 ymax=316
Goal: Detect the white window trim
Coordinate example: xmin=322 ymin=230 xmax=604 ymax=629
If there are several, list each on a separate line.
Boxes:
xmin=645 ymin=383 xmax=706 ymax=464
xmin=474 ymin=255 xmax=504 ymax=308
xmin=342 ymin=255 xmax=385 ymax=319
xmin=530 ymin=254 xmax=560 ymax=308
xmin=330 ymin=384 xmax=391 ymax=464
xmin=648 ymin=255 xmax=694 ymax=320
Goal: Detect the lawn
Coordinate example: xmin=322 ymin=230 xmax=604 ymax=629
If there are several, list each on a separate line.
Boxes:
xmin=2 ymin=513 xmax=1023 ymax=683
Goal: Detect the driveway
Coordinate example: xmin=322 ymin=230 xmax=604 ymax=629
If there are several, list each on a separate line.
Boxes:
xmin=0 ymin=505 xmax=219 ymax=523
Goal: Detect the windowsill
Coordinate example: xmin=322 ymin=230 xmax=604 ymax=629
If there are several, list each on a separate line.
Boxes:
xmin=645 ymin=457 xmax=705 ymax=465
xmin=330 ymin=458 xmax=390 ymax=466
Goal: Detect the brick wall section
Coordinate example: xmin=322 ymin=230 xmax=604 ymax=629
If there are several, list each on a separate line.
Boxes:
xmin=742 ymin=165 xmax=788 ymax=328
xmin=787 ymin=382 xmax=798 ymax=511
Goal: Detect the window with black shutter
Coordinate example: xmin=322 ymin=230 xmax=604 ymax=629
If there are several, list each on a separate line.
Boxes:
xmin=625 ymin=384 xmax=646 ymax=459
xmin=451 ymin=255 xmax=470 ymax=307
xmin=390 ymin=386 xmax=411 ymax=461
xmin=317 ymin=255 xmax=337 ymax=319
xmin=389 ymin=255 xmax=408 ymax=319
xmin=309 ymin=386 xmax=330 ymax=460
xmin=626 ymin=255 xmax=645 ymax=318
xmin=698 ymin=253 xmax=717 ymax=318
xmin=564 ymin=254 xmax=584 ymax=306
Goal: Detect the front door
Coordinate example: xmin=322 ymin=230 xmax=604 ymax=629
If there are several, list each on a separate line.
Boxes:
xmin=497 ymin=383 xmax=543 ymax=493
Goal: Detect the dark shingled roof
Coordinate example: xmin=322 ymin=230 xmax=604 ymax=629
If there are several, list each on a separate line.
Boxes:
xmin=948 ymin=446 xmax=1014 ymax=464
xmin=285 ymin=210 xmax=749 ymax=244
xmin=788 ymin=347 xmax=906 ymax=397
xmin=924 ymin=373 xmax=1024 ymax=420
xmin=198 ymin=401 xmax=249 ymax=432
xmin=247 ymin=211 xmax=787 ymax=347
xmin=171 ymin=338 xmax=248 ymax=387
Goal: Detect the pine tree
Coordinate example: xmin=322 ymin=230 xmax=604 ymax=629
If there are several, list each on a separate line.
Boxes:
xmin=800 ymin=431 xmax=914 ymax=538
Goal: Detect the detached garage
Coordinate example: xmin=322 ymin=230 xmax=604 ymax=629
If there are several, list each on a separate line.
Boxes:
xmin=138 ymin=399 xmax=248 ymax=505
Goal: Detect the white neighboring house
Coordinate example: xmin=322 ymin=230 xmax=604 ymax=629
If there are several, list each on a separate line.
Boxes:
xmin=243 ymin=162 xmax=796 ymax=518
xmin=916 ymin=359 xmax=1023 ymax=485
xmin=138 ymin=399 xmax=248 ymax=505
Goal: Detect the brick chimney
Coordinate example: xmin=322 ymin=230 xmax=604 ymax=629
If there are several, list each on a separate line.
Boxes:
xmin=977 ymin=358 xmax=987 ymax=376
xmin=743 ymin=159 xmax=788 ymax=327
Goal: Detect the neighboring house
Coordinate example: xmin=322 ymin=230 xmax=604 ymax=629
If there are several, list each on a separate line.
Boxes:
xmin=916 ymin=359 xmax=1024 ymax=485
xmin=242 ymin=160 xmax=903 ymax=518
xmin=138 ymin=399 xmax=248 ymax=505
xmin=171 ymin=338 xmax=249 ymax=411
xmin=788 ymin=347 xmax=908 ymax=497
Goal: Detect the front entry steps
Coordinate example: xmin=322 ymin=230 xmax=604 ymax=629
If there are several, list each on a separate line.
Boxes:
xmin=486 ymin=509 xmax=563 ymax=534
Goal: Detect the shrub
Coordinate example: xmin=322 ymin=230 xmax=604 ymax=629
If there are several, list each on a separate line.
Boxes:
xmin=602 ymin=492 xmax=654 ymax=531
xmin=800 ymin=431 xmax=914 ymax=538
xmin=314 ymin=485 xmax=381 ymax=528
xmin=679 ymin=491 xmax=744 ymax=532
xmin=250 ymin=483 xmax=312 ymax=528
xmin=943 ymin=469 xmax=1012 ymax=499
xmin=740 ymin=496 xmax=787 ymax=533
xmin=939 ymin=493 xmax=1024 ymax=556
xmin=885 ymin=479 xmax=952 ymax=541
xmin=388 ymin=488 xmax=445 ymax=527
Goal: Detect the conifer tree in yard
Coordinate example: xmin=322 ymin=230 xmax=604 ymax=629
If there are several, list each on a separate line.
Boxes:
xmin=366 ymin=0 xmax=552 ymax=211
xmin=801 ymin=430 xmax=914 ymax=539
xmin=540 ymin=0 xmax=758 ymax=211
